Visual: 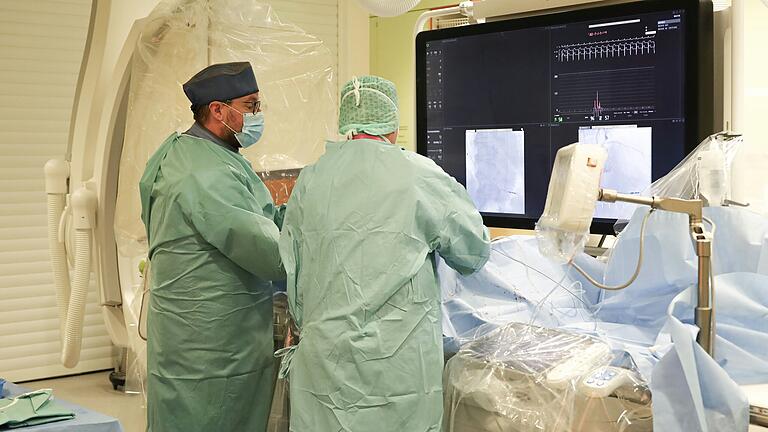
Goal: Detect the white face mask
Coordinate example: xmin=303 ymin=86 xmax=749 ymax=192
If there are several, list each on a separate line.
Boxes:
xmin=221 ymin=104 xmax=265 ymax=148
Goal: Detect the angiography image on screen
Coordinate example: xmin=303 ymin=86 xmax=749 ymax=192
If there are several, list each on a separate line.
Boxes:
xmin=579 ymin=125 xmax=652 ymax=219
xmin=466 ymin=129 xmax=526 ymax=214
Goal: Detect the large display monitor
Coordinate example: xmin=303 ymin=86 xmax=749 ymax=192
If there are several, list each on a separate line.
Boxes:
xmin=416 ymin=0 xmax=713 ymax=234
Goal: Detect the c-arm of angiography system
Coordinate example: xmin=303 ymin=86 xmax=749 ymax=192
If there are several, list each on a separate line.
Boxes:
xmin=42 ymin=0 xmax=162 ymax=373
xmin=536 ymin=143 xmax=715 ymax=356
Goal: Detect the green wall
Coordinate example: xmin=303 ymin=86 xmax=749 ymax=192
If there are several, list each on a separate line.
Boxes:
xmin=370 ymin=1 xmax=457 ymax=151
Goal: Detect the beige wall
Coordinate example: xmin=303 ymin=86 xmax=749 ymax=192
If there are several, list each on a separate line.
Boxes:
xmin=729 ymin=1 xmax=768 ymax=211
xmin=339 ymin=0 xmax=371 ymax=87
xmin=744 ymin=0 xmax=768 ymax=144
xmin=369 ymin=1 xmax=459 ymax=151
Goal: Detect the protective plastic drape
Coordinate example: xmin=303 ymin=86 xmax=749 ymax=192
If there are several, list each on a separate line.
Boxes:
xmin=613 ymin=132 xmax=744 ymax=231
xmin=444 ymin=322 xmax=653 ymax=432
xmin=536 ymin=144 xmax=607 ymax=263
xmin=441 ymin=209 xmax=765 ymax=430
xmin=111 ymin=0 xmax=336 ymax=403
xmin=647 ymin=132 xmax=742 ymax=204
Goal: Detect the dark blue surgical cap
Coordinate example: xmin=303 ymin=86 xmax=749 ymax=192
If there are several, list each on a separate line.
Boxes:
xmin=183 ymin=62 xmax=259 ymax=109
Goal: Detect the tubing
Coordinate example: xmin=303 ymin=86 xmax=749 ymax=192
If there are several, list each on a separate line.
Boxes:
xmin=61 ymin=229 xmax=92 ymax=368
xmin=47 ymin=194 xmax=71 ymax=338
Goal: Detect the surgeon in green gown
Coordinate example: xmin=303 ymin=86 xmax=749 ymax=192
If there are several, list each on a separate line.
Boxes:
xmin=278 ymin=76 xmax=491 ymax=431
xmin=139 ymin=62 xmax=284 ymax=432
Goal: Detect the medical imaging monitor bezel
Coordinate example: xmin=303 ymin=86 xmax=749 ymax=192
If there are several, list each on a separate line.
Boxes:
xmin=416 ymin=0 xmax=713 ymax=234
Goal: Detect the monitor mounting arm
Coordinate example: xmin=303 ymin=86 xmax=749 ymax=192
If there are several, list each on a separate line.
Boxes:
xmin=599 ymin=189 xmax=714 ymax=356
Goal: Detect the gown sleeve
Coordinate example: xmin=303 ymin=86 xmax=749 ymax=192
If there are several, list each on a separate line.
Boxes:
xmin=419 ymin=163 xmax=491 ymax=275
xmin=176 ymin=166 xmax=286 ymax=281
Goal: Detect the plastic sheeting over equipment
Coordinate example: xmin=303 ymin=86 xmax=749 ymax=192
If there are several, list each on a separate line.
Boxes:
xmin=110 ymin=0 xmax=337 ymax=401
xmin=440 ymin=206 xmax=768 ymax=431
xmin=115 ymin=0 xmax=336 ymax=257
xmin=536 ymin=143 xmax=607 ymax=263
xmin=444 ymin=323 xmax=652 ymax=432
xmin=613 ymin=132 xmax=745 ymax=230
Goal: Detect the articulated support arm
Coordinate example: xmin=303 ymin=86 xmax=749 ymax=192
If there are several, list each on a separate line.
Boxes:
xmin=599 ymin=189 xmax=714 ymax=357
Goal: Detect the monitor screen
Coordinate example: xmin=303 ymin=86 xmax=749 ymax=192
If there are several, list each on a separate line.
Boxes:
xmin=416 ymin=0 xmax=712 ymax=233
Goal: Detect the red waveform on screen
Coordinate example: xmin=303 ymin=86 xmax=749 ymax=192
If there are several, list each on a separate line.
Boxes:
xmin=593 ymin=91 xmax=603 ymax=117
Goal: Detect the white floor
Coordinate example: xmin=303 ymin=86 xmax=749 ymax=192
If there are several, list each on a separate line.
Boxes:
xmin=18 ymin=371 xmax=768 ymax=432
xmin=23 ymin=371 xmax=146 ymax=432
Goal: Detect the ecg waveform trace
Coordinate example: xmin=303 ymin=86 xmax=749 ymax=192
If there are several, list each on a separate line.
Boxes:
xmin=554 ymin=67 xmax=655 ymax=116
xmin=593 ymin=91 xmax=603 ymax=117
xmin=555 ymin=36 xmax=656 ymax=62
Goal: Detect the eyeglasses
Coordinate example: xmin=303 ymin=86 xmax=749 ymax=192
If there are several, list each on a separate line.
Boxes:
xmin=224 ymin=99 xmax=262 ymax=114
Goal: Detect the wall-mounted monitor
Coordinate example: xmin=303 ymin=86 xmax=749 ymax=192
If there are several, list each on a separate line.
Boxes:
xmin=416 ymin=0 xmax=713 ymax=233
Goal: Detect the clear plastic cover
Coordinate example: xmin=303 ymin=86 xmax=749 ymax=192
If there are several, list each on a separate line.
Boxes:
xmin=123 ymin=261 xmax=148 ymax=399
xmin=613 ymin=132 xmax=744 ymax=232
xmin=259 ymin=168 xmax=301 ymax=206
xmin=112 ymin=0 xmax=337 ymax=406
xmin=646 ymin=132 xmax=742 ymax=204
xmin=443 ymin=322 xmax=653 ymax=432
xmin=536 ymin=144 xmax=607 ymax=263
xmin=115 ymin=0 xmax=337 ymax=256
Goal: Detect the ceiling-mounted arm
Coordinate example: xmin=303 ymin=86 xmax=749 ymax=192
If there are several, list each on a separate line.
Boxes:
xmin=412 ymin=2 xmax=477 ymax=151
xmin=358 ymin=0 xmax=422 ymax=17
xmin=413 ymin=1 xmax=479 ymax=40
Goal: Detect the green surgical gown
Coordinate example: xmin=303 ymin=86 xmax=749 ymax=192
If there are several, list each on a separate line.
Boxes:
xmin=139 ymin=132 xmax=285 ymax=432
xmin=278 ymin=139 xmax=490 ymax=432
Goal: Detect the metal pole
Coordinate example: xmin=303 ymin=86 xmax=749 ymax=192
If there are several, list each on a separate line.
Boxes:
xmin=694 ymin=230 xmax=715 ymax=356
xmin=600 ymin=189 xmax=715 ymax=356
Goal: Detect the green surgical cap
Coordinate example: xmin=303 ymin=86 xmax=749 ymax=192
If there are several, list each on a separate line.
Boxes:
xmin=338 ymin=76 xmax=399 ymax=137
